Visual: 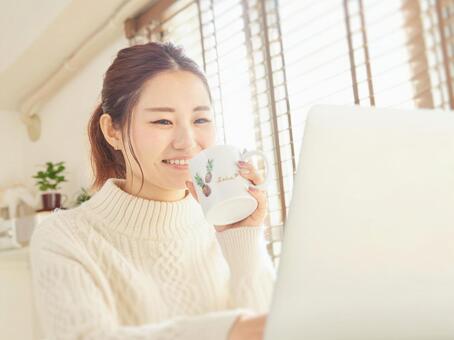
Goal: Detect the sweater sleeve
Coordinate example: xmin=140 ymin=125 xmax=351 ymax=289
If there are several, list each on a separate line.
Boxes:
xmin=215 ymin=226 xmax=276 ymax=313
xmin=30 ymin=219 xmax=245 ymax=340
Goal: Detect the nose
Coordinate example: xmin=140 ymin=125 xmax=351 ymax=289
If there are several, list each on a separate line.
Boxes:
xmin=172 ymin=124 xmax=197 ymax=150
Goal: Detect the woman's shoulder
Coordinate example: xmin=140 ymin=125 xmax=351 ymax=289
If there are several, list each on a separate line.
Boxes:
xmin=30 ymin=206 xmax=91 ymax=256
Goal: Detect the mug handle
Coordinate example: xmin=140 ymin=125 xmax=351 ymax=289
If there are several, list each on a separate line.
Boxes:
xmin=240 ymin=149 xmax=270 ymax=190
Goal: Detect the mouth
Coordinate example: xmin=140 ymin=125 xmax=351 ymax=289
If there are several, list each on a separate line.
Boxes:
xmin=162 ymin=159 xmax=190 ymax=170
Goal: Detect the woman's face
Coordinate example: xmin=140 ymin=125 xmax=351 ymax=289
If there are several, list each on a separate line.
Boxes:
xmin=123 ymin=70 xmax=216 ymax=199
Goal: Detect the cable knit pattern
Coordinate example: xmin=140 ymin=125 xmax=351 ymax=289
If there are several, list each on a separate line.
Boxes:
xmin=30 ymin=178 xmax=275 ymax=340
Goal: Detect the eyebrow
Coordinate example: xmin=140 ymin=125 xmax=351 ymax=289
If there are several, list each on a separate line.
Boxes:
xmin=144 ymin=105 xmax=211 ymax=113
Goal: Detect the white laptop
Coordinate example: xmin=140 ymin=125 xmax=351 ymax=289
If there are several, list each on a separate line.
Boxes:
xmin=264 ymin=105 xmax=454 ymax=340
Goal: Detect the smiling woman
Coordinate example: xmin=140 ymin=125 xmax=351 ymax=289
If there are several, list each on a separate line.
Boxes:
xmin=29 ymin=41 xmax=275 ymax=340
xmin=97 ymin=68 xmax=216 ymax=202
xmin=87 ymin=43 xmax=215 ymax=202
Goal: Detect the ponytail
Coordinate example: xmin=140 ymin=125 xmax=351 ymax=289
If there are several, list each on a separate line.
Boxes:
xmin=87 ymin=104 xmax=126 ymax=191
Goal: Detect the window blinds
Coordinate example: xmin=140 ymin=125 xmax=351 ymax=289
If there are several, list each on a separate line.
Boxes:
xmin=125 ymin=0 xmax=454 ymax=265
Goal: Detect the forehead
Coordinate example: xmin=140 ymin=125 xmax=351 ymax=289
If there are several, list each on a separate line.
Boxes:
xmin=137 ymin=70 xmax=210 ymax=107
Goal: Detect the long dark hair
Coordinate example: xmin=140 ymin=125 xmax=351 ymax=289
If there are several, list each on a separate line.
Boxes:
xmin=88 ymin=42 xmax=211 ymax=191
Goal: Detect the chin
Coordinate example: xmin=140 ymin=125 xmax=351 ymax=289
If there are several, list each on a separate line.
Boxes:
xmin=165 ymin=180 xmax=188 ymax=191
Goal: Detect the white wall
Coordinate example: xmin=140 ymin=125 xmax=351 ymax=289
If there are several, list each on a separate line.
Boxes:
xmin=0 ymin=0 xmax=71 ymax=73
xmin=20 ymin=36 xmax=127 ymax=205
xmin=0 ymin=110 xmax=26 ymax=187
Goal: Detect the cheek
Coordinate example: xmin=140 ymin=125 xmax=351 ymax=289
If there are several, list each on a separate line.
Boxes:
xmin=130 ymin=126 xmax=167 ymax=161
xmin=199 ymin=126 xmax=216 ymax=147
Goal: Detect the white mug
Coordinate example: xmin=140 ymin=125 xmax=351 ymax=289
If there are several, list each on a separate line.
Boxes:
xmin=188 ymin=144 xmax=269 ymax=225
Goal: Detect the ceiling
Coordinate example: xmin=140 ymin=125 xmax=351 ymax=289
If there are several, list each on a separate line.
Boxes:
xmin=0 ymin=0 xmax=155 ymax=112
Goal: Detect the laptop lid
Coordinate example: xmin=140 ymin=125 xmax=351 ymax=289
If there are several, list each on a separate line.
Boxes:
xmin=265 ymin=105 xmax=454 ymax=339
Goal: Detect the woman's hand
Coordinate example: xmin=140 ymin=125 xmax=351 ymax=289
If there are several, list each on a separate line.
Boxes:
xmin=185 ymin=160 xmax=268 ymax=232
xmin=228 ymin=314 xmax=267 ymax=340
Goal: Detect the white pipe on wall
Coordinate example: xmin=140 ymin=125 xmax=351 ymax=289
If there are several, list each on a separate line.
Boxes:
xmin=19 ymin=0 xmax=150 ymax=141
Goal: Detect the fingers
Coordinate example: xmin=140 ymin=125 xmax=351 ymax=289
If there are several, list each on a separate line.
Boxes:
xmin=247 ymin=185 xmax=268 ymax=221
xmin=238 ymin=161 xmax=268 ymax=222
xmin=185 ymin=181 xmax=199 ymax=202
xmin=237 ymin=161 xmax=264 ymax=186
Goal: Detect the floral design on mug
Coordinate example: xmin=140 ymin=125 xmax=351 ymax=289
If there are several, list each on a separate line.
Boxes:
xmin=194 ymin=159 xmax=214 ymax=197
xmin=195 ymin=173 xmax=212 ymax=197
xmin=205 ymin=159 xmax=213 ymax=183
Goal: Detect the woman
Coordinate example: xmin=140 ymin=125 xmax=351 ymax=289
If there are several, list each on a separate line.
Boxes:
xmin=30 ymin=42 xmax=275 ymax=340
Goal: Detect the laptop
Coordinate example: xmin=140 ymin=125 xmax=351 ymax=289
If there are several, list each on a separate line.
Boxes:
xmin=264 ymin=105 xmax=454 ymax=339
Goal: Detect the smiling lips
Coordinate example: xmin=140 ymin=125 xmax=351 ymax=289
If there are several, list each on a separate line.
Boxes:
xmin=162 ymin=158 xmax=190 ymax=170
xmin=162 ymin=159 xmax=190 ymax=165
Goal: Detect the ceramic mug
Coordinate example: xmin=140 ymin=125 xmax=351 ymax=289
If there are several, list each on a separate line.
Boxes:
xmin=188 ymin=144 xmax=269 ymax=225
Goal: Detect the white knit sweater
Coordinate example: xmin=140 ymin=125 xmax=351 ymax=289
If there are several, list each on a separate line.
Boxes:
xmin=30 ymin=178 xmax=275 ymax=340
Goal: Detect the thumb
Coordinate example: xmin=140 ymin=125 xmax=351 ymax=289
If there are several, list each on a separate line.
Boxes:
xmin=185 ymin=181 xmax=199 ymax=202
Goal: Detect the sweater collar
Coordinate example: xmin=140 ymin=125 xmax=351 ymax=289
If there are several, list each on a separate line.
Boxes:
xmin=83 ymin=178 xmax=209 ymax=239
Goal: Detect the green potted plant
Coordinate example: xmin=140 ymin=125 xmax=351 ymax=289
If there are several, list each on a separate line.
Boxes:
xmin=74 ymin=187 xmax=91 ymax=206
xmin=32 ymin=161 xmax=67 ymax=211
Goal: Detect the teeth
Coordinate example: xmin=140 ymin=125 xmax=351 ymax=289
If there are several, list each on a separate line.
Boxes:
xmin=165 ymin=159 xmax=189 ymax=165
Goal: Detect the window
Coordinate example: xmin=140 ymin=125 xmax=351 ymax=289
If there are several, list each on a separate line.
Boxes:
xmin=125 ymin=0 xmax=454 ymax=266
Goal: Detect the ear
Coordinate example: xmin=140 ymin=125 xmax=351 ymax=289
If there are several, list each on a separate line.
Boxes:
xmin=99 ymin=113 xmax=123 ymax=151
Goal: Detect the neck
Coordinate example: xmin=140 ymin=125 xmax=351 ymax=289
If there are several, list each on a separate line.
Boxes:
xmin=122 ymin=176 xmax=187 ymax=202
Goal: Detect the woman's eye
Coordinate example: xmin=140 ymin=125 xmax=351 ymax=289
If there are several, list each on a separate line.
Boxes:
xmin=152 ymin=119 xmax=211 ymax=125
xmin=153 ymin=119 xmax=172 ymax=125
xmin=195 ymin=118 xmax=212 ymax=124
